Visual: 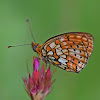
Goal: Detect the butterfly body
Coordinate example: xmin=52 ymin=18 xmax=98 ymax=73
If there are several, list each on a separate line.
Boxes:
xmin=32 ymin=32 xmax=94 ymax=73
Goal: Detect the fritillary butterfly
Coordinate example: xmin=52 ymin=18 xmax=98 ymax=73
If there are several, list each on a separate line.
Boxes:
xmin=32 ymin=32 xmax=94 ymax=73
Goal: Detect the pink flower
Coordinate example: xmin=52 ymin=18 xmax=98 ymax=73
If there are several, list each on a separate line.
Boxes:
xmin=23 ymin=58 xmax=55 ymax=100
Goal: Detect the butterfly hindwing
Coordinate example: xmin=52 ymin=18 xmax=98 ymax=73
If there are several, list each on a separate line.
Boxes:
xmin=41 ymin=32 xmax=94 ymax=73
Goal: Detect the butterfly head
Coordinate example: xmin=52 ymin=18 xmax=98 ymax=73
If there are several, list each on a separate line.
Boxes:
xmin=31 ymin=42 xmax=42 ymax=54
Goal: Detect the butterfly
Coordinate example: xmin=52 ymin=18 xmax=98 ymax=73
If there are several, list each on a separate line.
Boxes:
xmin=32 ymin=32 xmax=94 ymax=73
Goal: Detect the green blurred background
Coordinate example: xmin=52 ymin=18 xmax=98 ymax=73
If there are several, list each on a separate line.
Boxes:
xmin=0 ymin=0 xmax=100 ymax=100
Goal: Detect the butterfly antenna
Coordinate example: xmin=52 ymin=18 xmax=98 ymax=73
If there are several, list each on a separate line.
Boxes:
xmin=26 ymin=19 xmax=36 ymax=43
xmin=7 ymin=44 xmax=31 ymax=48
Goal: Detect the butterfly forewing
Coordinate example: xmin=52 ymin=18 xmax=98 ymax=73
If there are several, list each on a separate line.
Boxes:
xmin=41 ymin=32 xmax=94 ymax=73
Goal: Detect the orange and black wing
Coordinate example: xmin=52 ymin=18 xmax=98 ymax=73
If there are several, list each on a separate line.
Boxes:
xmin=41 ymin=32 xmax=94 ymax=73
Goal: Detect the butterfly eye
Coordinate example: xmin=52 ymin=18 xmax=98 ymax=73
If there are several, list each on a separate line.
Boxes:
xmin=31 ymin=42 xmax=39 ymax=52
xmin=33 ymin=45 xmax=38 ymax=52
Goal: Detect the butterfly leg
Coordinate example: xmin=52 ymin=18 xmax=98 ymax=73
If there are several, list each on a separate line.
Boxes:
xmin=33 ymin=56 xmax=37 ymax=59
xmin=43 ymin=61 xmax=48 ymax=72
xmin=33 ymin=56 xmax=40 ymax=60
